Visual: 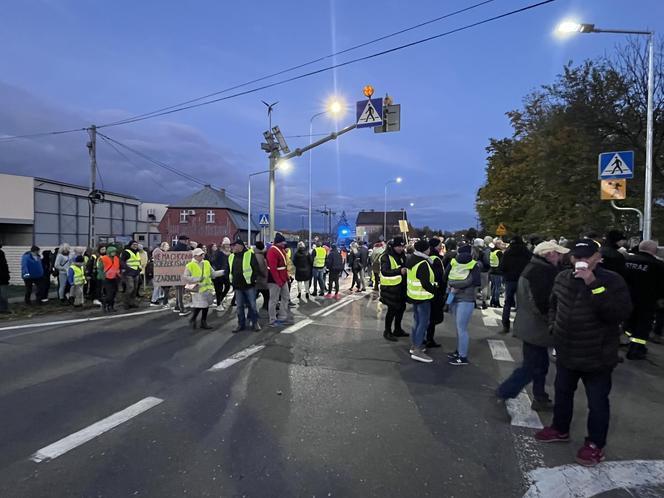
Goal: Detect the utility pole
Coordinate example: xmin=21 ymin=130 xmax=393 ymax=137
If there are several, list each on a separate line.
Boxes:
xmin=87 ymin=125 xmax=97 ymax=248
xmin=268 ymin=151 xmax=278 ymax=241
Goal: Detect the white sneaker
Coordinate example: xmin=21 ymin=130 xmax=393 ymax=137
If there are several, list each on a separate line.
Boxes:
xmin=411 ymin=348 xmax=433 ymax=363
xmin=216 ymin=304 xmax=225 ymax=312
xmin=93 ymin=299 xmax=102 ymax=306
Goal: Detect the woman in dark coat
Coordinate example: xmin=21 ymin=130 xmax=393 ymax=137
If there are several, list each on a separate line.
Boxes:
xmin=293 ymin=241 xmax=313 ymax=301
xmin=426 ymin=238 xmax=447 ymax=348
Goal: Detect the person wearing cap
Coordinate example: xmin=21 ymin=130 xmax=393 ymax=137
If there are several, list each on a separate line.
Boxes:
xmin=406 ymin=239 xmax=437 ymax=363
xmin=21 ymin=245 xmax=44 ymax=305
xmin=600 ymin=230 xmax=626 ymax=277
xmin=445 ymin=244 xmax=482 ymax=365
xmin=267 ymin=233 xmax=293 ymax=326
xmin=98 ymin=245 xmax=121 ymax=312
xmin=535 ymin=239 xmax=632 ymax=467
xmin=325 ymin=244 xmax=344 ymax=299
xmin=211 ymin=237 xmax=232 ymax=312
xmin=621 ymin=240 xmax=664 ymax=360
xmin=228 ymin=239 xmax=261 ymax=332
xmin=120 ymin=240 xmax=142 ymax=309
xmin=183 ymin=247 xmax=224 ymax=330
xmin=496 ymin=240 xmax=568 ymax=410
xmin=498 ymin=235 xmax=532 ymax=334
xmin=172 ymin=235 xmax=192 ymax=316
xmin=67 ymin=254 xmax=87 ymax=307
xmin=380 ymin=237 xmax=408 ymax=341
xmin=426 ymin=238 xmax=447 ymax=349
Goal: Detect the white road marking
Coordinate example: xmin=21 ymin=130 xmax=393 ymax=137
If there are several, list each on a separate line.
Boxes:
xmin=311 ymin=296 xmax=352 ymax=317
xmin=523 ymin=460 xmax=664 ymax=498
xmin=31 ymin=397 xmax=163 ymax=463
xmin=0 ymin=308 xmax=170 ymax=333
xmin=207 ymin=344 xmax=265 ymax=371
xmin=505 ymin=393 xmax=543 ymax=429
xmin=321 ymin=296 xmax=361 ymax=317
xmin=487 ymin=339 xmax=515 ymax=362
xmin=482 ymin=316 xmax=501 ymax=327
xmin=281 ymin=318 xmax=313 ymax=334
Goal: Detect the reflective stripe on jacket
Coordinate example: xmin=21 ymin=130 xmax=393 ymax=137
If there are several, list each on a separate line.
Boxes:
xmin=407 ymin=260 xmax=434 ymax=301
xmin=448 ymin=259 xmax=477 ymax=281
xmin=313 ymin=247 xmax=327 ymax=268
xmin=71 ymin=265 xmax=86 ymax=285
xmin=380 ymin=255 xmax=402 ymax=286
xmin=186 ymin=260 xmax=214 ymax=293
xmin=228 ymin=251 xmax=253 ymax=286
xmin=125 ymin=249 xmax=142 ymax=271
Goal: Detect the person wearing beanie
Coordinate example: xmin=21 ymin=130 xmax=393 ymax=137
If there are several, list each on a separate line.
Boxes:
xmin=498 ymin=235 xmax=532 ymax=334
xmin=600 ymin=230 xmax=626 ymax=277
xmin=67 ymin=254 xmax=87 ymax=307
xmin=267 ymin=233 xmax=293 ymax=326
xmin=98 ymin=245 xmax=121 ymax=312
xmin=120 ymin=240 xmax=141 ymax=309
xmin=405 ymin=239 xmax=437 ymax=363
xmin=211 ymin=237 xmax=231 ymax=311
xmin=325 ymin=244 xmax=344 ymax=299
xmin=293 ymin=241 xmax=313 ymax=302
xmin=21 ymin=245 xmax=44 ymax=305
xmin=425 ymin=238 xmax=447 ymax=349
xmin=228 ymin=239 xmax=261 ymax=333
xmin=252 ymin=241 xmax=270 ymax=311
xmin=445 ymin=244 xmax=481 ymax=365
xmin=379 ymin=237 xmax=408 ymax=341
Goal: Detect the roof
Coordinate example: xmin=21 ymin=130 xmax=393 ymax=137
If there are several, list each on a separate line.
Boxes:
xmin=228 ymin=210 xmax=260 ymax=232
xmin=356 ymin=210 xmax=408 ymax=226
xmin=34 ymin=177 xmax=139 ymax=200
xmin=169 ymin=185 xmax=245 ymax=212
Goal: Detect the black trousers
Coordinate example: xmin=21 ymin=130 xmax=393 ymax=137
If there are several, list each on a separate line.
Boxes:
xmin=328 ymin=271 xmax=340 ymax=294
xmin=654 ymin=308 xmax=664 ymax=337
xmin=192 ymin=307 xmax=209 ymax=323
xmin=213 ymin=277 xmax=231 ymax=305
xmin=626 ymin=307 xmax=655 ymax=343
xmin=552 ymin=364 xmax=613 ymax=449
xmin=385 ymin=304 xmax=405 ymax=333
xmin=351 ymin=270 xmax=360 ymax=289
xmin=102 ymin=279 xmax=118 ymax=307
xmin=24 ymin=278 xmax=42 ymax=304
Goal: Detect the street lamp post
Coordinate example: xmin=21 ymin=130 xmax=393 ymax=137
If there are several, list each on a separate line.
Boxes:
xmin=384 ymin=177 xmax=402 ymax=241
xmin=249 ymin=161 xmax=291 ymax=243
xmin=557 ymin=21 xmax=655 ymax=239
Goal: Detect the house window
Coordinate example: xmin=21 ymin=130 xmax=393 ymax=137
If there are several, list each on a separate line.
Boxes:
xmin=180 ymin=210 xmax=188 ymax=223
xmin=206 ymin=210 xmax=215 ymax=223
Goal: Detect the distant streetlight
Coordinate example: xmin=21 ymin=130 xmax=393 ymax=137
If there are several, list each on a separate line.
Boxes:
xmin=556 ymin=20 xmax=655 ymax=239
xmin=309 ymin=98 xmax=345 ymax=249
xmin=248 ymin=161 xmax=290 ymax=243
xmin=384 ymin=177 xmax=403 ymax=241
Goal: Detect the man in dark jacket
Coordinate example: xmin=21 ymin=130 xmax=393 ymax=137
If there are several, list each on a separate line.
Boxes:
xmin=325 ymin=245 xmax=344 ymax=299
xmin=406 ymin=240 xmax=438 ymax=363
xmin=21 ymin=246 xmax=44 ymax=305
xmin=380 ymin=237 xmax=407 ymax=342
xmin=498 ymin=236 xmax=532 ymax=334
xmin=229 ymin=239 xmax=261 ymax=332
xmin=293 ymin=242 xmax=313 ymax=301
xmin=359 ymin=242 xmax=369 ymax=291
xmin=622 ymin=240 xmax=664 ymax=360
xmin=0 ymin=244 xmax=10 ymax=312
xmin=496 ymin=241 xmax=569 ymax=410
xmin=120 ymin=240 xmax=141 ymax=309
xmin=535 ymin=240 xmax=632 ymax=467
xmin=600 ymin=230 xmax=626 ymax=276
xmin=426 ymin=238 xmax=447 ymax=349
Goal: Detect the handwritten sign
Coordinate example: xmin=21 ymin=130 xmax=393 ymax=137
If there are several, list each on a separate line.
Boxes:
xmin=153 ymin=251 xmax=192 ymax=286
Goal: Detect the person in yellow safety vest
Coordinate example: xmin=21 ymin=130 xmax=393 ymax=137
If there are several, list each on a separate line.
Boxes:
xmin=228 ymin=238 xmax=261 ymax=333
xmin=311 ymin=244 xmax=327 ymax=297
xmin=183 ymin=247 xmax=224 ymax=330
xmin=67 ymin=255 xmax=87 ymax=307
xmin=446 ymin=244 xmax=482 ymax=365
xmin=406 ymin=240 xmax=438 ymax=363
xmin=120 ymin=240 xmax=142 ymax=310
xmin=489 ymin=240 xmax=505 ymax=308
xmin=379 ymin=237 xmax=408 ymax=342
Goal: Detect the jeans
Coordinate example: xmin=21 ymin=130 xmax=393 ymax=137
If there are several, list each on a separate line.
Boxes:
xmin=385 ymin=304 xmax=405 ymax=333
xmin=552 ymin=365 xmax=613 ymax=449
xmin=502 ymin=280 xmax=518 ymax=327
xmin=328 ymin=271 xmax=340 ymax=294
xmin=490 ymin=274 xmax=503 ymax=304
xmin=176 ymin=285 xmax=185 ymax=312
xmin=480 ymin=272 xmax=490 ymax=302
xmin=268 ymin=282 xmax=290 ymax=323
xmin=312 ymin=268 xmax=326 ymax=295
xmin=411 ymin=300 xmax=431 ymax=348
xmin=235 ymin=287 xmax=259 ymax=329
xmin=151 ymin=285 xmax=164 ymax=303
xmin=58 ymin=271 xmax=68 ymax=300
xmin=496 ymin=341 xmax=550 ymax=400
xmin=359 ymin=268 xmax=367 ymax=290
xmin=450 ymin=300 xmax=474 ymax=358
xmin=0 ymin=284 xmax=8 ymax=312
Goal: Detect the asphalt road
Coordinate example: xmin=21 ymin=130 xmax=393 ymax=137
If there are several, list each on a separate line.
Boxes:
xmin=0 ymin=279 xmax=662 ymax=498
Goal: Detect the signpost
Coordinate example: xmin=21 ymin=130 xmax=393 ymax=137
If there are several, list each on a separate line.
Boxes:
xmin=598 ymin=151 xmax=634 ymax=180
xmin=152 ymin=250 xmax=193 ymax=286
xmin=258 ymin=213 xmax=270 ymax=227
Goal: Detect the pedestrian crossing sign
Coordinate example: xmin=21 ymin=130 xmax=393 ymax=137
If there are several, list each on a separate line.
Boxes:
xmin=258 ymin=213 xmax=270 ymax=226
xmin=598 ymin=151 xmax=634 ymax=180
xmin=356 ymin=98 xmax=383 ymax=128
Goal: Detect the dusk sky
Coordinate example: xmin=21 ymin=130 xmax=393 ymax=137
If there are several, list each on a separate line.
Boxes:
xmin=1 ymin=0 xmax=663 ymax=232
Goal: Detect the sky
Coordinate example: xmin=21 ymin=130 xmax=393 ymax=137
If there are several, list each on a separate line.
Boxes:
xmin=1 ymin=0 xmax=663 ymax=233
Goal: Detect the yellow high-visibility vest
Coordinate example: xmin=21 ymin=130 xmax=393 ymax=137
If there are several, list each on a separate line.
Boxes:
xmin=228 ymin=251 xmax=253 ymax=285
xmin=125 ymin=249 xmax=141 ymax=271
xmin=380 ymin=255 xmax=402 ymax=287
xmin=186 ymin=260 xmax=214 ymax=293
xmin=71 ymin=265 xmax=86 ymax=285
xmin=407 ymin=260 xmax=434 ymax=301
xmin=313 ymin=247 xmax=326 ymax=268
xmin=490 ymin=250 xmax=500 ymax=268
xmin=448 ymin=259 xmax=477 ymax=281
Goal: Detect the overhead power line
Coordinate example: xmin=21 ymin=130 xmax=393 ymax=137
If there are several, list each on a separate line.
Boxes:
xmin=98 ymin=0 xmax=497 ymax=128
xmin=96 ymin=0 xmax=556 ymax=129
xmin=0 ymin=127 xmax=87 ymax=142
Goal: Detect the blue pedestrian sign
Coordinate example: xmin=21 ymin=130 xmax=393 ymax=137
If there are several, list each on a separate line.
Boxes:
xmin=258 ymin=213 xmax=270 ymax=226
xmin=356 ymin=98 xmax=383 ymax=128
xmin=598 ymin=151 xmax=634 ymax=180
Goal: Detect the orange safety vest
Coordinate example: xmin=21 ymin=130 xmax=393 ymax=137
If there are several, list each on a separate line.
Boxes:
xmin=101 ymin=255 xmax=121 ymax=279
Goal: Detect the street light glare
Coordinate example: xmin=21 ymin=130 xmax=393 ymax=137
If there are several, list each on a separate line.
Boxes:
xmin=409 ymin=202 xmax=415 ymax=207
xmin=277 ymin=159 xmax=292 ymax=172
xmin=556 ymin=21 xmax=582 ymax=34
xmin=329 ymin=101 xmax=342 ymax=114
xmin=396 ymin=177 xmax=403 ymax=183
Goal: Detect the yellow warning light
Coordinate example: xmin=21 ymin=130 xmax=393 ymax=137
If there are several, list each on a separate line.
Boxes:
xmin=363 ymin=85 xmax=374 ymax=98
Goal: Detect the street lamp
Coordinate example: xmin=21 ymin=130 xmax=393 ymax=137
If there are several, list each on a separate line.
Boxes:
xmin=248 ymin=160 xmax=290 ymax=243
xmin=309 ymin=98 xmax=345 ymax=249
xmin=384 ymin=177 xmax=403 ymax=241
xmin=556 ymin=20 xmax=655 ymax=239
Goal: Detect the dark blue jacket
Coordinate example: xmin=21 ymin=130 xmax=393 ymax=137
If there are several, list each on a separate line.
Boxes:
xmin=21 ymin=252 xmax=44 ymax=280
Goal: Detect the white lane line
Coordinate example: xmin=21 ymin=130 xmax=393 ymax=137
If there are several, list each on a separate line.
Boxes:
xmin=208 ymin=344 xmax=265 ymax=371
xmin=505 ymin=393 xmax=543 ymax=429
xmin=321 ymin=297 xmax=357 ymax=317
xmin=281 ymin=318 xmax=313 ymax=334
xmin=482 ymin=316 xmax=501 ymax=327
xmin=311 ymin=296 xmax=352 ymax=317
xmin=487 ymin=339 xmax=515 ymax=362
xmin=31 ymin=397 xmax=163 ymax=463
xmin=523 ymin=460 xmax=664 ymax=498
xmin=0 ymin=308 xmax=170 ymax=333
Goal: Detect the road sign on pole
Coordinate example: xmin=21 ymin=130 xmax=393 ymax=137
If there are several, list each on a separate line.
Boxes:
xmin=601 ymin=179 xmax=627 ymax=200
xmin=258 ymin=213 xmax=270 ymax=226
xmin=598 ymin=151 xmax=634 ymax=180
xmin=374 ymin=104 xmax=401 ymax=133
xmin=356 ymin=98 xmax=383 ymax=128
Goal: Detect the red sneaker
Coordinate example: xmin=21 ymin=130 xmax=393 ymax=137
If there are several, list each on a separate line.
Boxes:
xmin=575 ymin=441 xmax=605 ymax=467
xmin=324 ymin=293 xmax=333 ymax=299
xmin=334 ymin=294 xmax=341 ymax=300
xmin=534 ymin=426 xmax=570 ymax=443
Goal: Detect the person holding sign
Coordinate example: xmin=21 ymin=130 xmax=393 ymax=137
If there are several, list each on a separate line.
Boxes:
xmin=183 ymin=248 xmax=225 ymax=330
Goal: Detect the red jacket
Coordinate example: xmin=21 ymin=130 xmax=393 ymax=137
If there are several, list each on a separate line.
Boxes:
xmin=267 ymin=246 xmax=289 ymax=287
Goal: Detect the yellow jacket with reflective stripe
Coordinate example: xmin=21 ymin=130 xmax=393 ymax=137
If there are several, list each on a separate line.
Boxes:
xmin=380 ymin=255 xmax=402 ymax=286
xmin=71 ymin=265 xmax=86 ymax=285
xmin=186 ymin=260 xmax=214 ymax=293
xmin=313 ymin=247 xmax=326 ymax=268
xmin=124 ymin=249 xmax=142 ymax=271
xmin=448 ymin=259 xmax=477 ymax=281
xmin=407 ymin=260 xmax=435 ymax=301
